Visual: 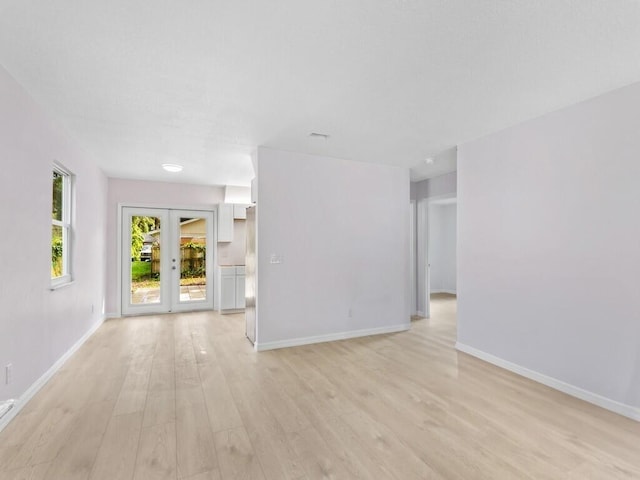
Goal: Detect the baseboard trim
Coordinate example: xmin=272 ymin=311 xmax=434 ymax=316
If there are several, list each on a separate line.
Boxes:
xmin=455 ymin=342 xmax=640 ymax=422
xmin=255 ymin=323 xmax=411 ymax=352
xmin=105 ymin=313 xmax=120 ymax=319
xmin=431 ymin=289 xmax=457 ymax=295
xmin=0 ymin=400 xmax=14 ymax=420
xmin=0 ymin=316 xmax=106 ymax=432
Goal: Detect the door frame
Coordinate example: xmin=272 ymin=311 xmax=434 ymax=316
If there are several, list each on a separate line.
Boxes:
xmin=116 ymin=203 xmax=218 ymax=317
xmin=410 ymin=200 xmax=417 ymax=316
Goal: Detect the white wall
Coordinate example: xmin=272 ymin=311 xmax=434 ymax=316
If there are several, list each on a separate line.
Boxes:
xmin=428 ymin=203 xmax=457 ymax=294
xmin=458 ymin=81 xmax=640 ymax=416
xmin=255 ymin=147 xmax=410 ymax=348
xmin=411 ymin=171 xmax=457 ymax=201
xmin=105 ymin=178 xmax=225 ymax=315
xmin=0 ymin=65 xmax=107 ymax=404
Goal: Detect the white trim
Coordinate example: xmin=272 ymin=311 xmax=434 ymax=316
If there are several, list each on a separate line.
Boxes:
xmin=455 ymin=342 xmax=640 ymax=422
xmin=220 ymin=308 xmax=245 ymax=315
xmin=416 ymin=199 xmax=429 ymax=318
xmin=425 ymin=192 xmax=457 ymax=204
xmin=409 ymin=200 xmax=417 ymax=316
xmin=116 ymin=204 xmax=122 ymax=318
xmin=50 ymin=279 xmax=75 ymax=291
xmin=253 ymin=203 xmax=259 ymax=345
xmin=118 ymin=202 xmax=219 ymax=211
xmin=413 ymin=169 xmax=458 ymax=183
xmin=0 ymin=400 xmax=14 ymax=420
xmin=0 ymin=316 xmax=106 ymax=432
xmin=255 ymin=323 xmax=411 ymax=352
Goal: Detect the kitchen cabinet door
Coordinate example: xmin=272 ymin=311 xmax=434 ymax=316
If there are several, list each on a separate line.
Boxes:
xmin=217 ymin=204 xmax=234 ymax=242
xmin=220 ymin=274 xmax=236 ymax=310
xmin=233 ymin=204 xmax=247 ymax=219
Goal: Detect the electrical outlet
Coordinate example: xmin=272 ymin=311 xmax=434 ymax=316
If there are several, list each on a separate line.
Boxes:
xmin=5 ymin=364 xmax=12 ymax=385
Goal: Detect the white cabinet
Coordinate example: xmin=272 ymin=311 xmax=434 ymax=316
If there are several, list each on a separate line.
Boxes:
xmin=233 ymin=204 xmax=247 ymax=219
xmin=217 ymin=204 xmax=234 ymax=242
xmin=220 ymin=267 xmax=237 ymax=310
xmin=218 ymin=266 xmax=245 ymax=312
xmin=218 ymin=204 xmax=250 ymax=242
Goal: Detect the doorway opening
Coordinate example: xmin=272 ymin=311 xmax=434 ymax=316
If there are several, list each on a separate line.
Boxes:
xmin=121 ymin=207 xmax=215 ymax=315
xmin=415 ymin=195 xmax=457 ymax=318
xmin=428 ymin=198 xmax=457 ymax=308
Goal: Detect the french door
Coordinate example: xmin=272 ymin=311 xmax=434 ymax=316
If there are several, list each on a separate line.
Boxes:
xmin=121 ymin=207 xmax=215 ymax=315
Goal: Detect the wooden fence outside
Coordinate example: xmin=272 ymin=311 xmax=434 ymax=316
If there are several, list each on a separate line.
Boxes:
xmin=151 ymin=245 xmax=205 ymax=277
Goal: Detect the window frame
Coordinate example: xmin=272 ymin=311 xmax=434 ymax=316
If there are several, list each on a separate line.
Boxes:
xmin=51 ymin=162 xmax=74 ymax=288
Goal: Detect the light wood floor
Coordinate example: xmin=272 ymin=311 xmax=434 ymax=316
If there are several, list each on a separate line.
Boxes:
xmin=1 ymin=294 xmax=639 ymax=479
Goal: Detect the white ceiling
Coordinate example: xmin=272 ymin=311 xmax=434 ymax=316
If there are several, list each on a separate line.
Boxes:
xmin=1 ymin=1 xmax=640 ymax=186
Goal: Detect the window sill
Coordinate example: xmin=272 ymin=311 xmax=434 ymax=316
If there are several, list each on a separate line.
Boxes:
xmin=50 ymin=280 xmax=74 ymax=291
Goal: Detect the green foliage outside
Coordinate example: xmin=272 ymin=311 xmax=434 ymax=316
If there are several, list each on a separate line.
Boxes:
xmin=52 ymin=171 xmax=63 ymax=221
xmin=130 ymin=261 xmax=159 ymax=290
xmin=181 ymin=242 xmax=206 ymax=278
xmin=183 ymin=242 xmax=206 ymax=253
xmin=131 ymin=261 xmax=152 ymax=281
xmin=51 ymin=235 xmax=63 ymax=277
xmin=131 ymin=216 xmax=158 ymax=261
xmin=51 ymin=171 xmax=64 ymax=278
xmin=129 ymin=241 xmax=208 ymax=292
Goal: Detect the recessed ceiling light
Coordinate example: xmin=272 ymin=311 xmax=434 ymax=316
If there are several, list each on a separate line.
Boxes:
xmin=425 ymin=157 xmax=435 ymax=165
xmin=162 ymin=163 xmax=183 ymax=173
xmin=309 ymin=132 xmax=330 ymax=140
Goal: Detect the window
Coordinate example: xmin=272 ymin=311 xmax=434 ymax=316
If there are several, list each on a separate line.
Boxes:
xmin=51 ymin=164 xmax=73 ymax=287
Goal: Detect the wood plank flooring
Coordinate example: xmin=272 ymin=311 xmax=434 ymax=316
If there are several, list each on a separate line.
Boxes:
xmin=1 ymin=294 xmax=639 ymax=479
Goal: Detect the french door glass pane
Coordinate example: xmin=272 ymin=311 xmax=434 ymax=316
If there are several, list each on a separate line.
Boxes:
xmin=130 ymin=215 xmax=161 ymax=305
xmin=179 ymin=216 xmax=207 ymax=302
